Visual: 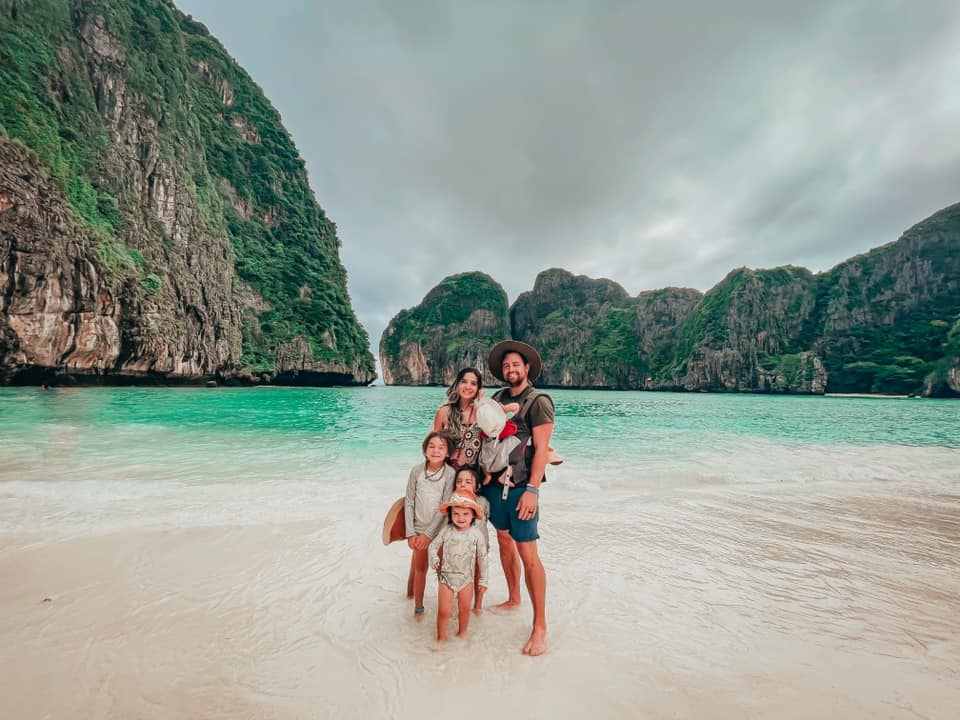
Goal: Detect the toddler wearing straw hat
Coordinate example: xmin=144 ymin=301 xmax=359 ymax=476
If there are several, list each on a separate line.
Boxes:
xmin=428 ymin=490 xmax=489 ymax=641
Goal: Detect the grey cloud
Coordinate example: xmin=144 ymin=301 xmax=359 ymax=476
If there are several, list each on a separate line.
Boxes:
xmin=178 ymin=0 xmax=960 ymax=358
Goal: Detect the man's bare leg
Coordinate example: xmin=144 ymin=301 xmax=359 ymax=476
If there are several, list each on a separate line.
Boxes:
xmin=456 ymin=585 xmax=474 ymax=637
xmin=436 ymin=584 xmax=453 ymax=641
xmin=517 ymin=539 xmax=547 ymax=655
xmin=494 ymin=529 xmax=522 ymax=608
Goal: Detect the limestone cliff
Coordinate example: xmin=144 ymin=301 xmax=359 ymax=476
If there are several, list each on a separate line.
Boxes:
xmin=655 ymin=266 xmax=827 ymax=393
xmin=921 ymin=314 xmax=960 ymax=397
xmin=381 ymin=202 xmax=960 ymax=395
xmin=633 ymin=287 xmax=702 ymax=383
xmin=379 ymin=272 xmax=510 ymax=386
xmin=816 ymin=203 xmax=960 ymax=395
xmin=511 ymin=269 xmax=641 ymax=388
xmin=0 ymin=0 xmax=374 ymax=385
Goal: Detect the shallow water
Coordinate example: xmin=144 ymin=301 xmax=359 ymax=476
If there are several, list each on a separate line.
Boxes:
xmin=1 ymin=387 xmax=958 ymax=718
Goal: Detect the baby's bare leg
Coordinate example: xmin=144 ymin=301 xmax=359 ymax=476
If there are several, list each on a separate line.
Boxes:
xmin=457 ymin=585 xmax=475 ymax=637
xmin=437 ymin=583 xmax=454 ymax=641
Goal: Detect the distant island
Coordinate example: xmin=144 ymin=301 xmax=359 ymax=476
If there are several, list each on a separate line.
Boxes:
xmin=0 ymin=0 xmax=375 ymax=386
xmin=380 ymin=203 xmax=960 ymax=397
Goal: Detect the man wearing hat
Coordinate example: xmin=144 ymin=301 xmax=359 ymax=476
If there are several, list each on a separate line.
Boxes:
xmin=484 ymin=339 xmax=554 ymax=656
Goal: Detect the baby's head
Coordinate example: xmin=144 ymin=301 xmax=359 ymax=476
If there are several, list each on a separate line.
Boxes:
xmin=455 ymin=466 xmax=482 ymax=494
xmin=475 ymin=398 xmax=507 ymax=438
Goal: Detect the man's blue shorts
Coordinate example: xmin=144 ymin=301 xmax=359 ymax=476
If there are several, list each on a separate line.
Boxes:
xmin=481 ymin=482 xmax=539 ymax=543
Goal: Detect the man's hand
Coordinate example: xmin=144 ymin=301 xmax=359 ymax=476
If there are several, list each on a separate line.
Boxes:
xmin=516 ymin=488 xmax=538 ymax=520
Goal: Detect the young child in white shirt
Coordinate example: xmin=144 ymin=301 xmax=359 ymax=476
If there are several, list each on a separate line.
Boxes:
xmin=428 ymin=489 xmax=488 ymax=641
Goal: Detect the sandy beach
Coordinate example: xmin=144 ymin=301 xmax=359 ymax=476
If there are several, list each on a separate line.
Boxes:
xmin=3 ymin=480 xmax=959 ymax=720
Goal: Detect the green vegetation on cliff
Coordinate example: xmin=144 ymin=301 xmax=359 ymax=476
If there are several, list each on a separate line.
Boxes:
xmin=1 ymin=2 xmax=113 ymax=235
xmin=0 ymin=0 xmax=373 ymax=380
xmin=815 ymin=205 xmax=960 ymax=394
xmin=182 ymin=20 xmax=370 ymax=372
xmin=380 ymin=272 xmax=510 ymax=385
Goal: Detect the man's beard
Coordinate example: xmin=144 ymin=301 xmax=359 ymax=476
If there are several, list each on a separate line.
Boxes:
xmin=507 ymin=375 xmax=525 ymax=388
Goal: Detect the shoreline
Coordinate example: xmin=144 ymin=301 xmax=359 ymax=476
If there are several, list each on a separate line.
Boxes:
xmin=824 ymin=392 xmax=911 ymax=399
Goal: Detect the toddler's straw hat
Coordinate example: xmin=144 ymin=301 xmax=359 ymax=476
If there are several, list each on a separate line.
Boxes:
xmin=439 ymin=490 xmax=485 ymax=519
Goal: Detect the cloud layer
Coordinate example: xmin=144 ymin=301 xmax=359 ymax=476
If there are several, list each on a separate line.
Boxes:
xmin=178 ymin=0 xmax=960 ymax=358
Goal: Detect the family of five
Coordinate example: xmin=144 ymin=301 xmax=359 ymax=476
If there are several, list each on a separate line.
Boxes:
xmin=402 ymin=340 xmax=555 ymax=656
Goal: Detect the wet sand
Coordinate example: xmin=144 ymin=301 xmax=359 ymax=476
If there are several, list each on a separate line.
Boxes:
xmin=2 ymin=479 xmax=958 ymax=719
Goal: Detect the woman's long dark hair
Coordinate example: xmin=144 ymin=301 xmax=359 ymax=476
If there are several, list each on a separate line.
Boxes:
xmin=444 ymin=367 xmax=482 ymax=440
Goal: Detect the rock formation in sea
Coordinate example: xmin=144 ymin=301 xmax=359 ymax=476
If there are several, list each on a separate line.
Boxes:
xmin=0 ymin=0 xmax=375 ymax=385
xmin=381 ymin=203 xmax=960 ymax=396
xmin=379 ymin=272 xmax=510 ymax=386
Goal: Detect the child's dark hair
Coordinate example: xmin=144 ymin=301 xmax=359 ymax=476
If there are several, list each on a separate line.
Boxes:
xmin=422 ymin=429 xmax=454 ymax=455
xmin=455 ymin=466 xmax=482 ymax=489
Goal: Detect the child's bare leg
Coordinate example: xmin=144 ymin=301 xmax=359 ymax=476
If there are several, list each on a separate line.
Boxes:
xmin=412 ymin=547 xmax=428 ymax=613
xmin=437 ymin=584 xmax=454 ymax=641
xmin=406 ymin=555 xmax=415 ymax=598
xmin=457 ymin=585 xmax=475 ymax=637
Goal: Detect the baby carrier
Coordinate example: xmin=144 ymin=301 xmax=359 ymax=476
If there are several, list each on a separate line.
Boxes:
xmin=477 ymin=389 xmax=556 ymax=496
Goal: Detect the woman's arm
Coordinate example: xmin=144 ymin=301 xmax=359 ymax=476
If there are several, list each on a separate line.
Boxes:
xmin=431 ymin=404 xmax=448 ymax=431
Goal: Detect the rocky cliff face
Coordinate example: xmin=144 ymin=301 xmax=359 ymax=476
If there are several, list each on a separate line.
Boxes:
xmin=922 ymin=316 xmax=960 ymax=397
xmin=0 ymin=0 xmax=374 ymax=385
xmin=511 ymin=269 xmax=642 ymax=388
xmin=815 ymin=204 xmax=960 ymax=395
xmin=379 ymin=272 xmax=510 ymax=386
xmin=633 ymin=287 xmax=703 ymax=376
xmin=654 ymin=266 xmax=827 ymax=392
xmin=381 ymin=202 xmax=960 ymax=395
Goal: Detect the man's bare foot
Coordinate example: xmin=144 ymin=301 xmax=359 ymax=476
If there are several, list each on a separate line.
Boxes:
xmin=493 ymin=599 xmax=521 ymax=610
xmin=522 ymin=626 xmax=547 ymax=656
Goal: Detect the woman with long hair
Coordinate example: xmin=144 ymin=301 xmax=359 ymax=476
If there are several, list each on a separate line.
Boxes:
xmin=432 ymin=367 xmax=484 ymax=469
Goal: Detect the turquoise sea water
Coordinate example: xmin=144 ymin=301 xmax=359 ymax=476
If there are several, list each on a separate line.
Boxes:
xmin=1 ymin=385 xmax=957 ymax=531
xmin=2 ymin=386 xmax=958 ymax=480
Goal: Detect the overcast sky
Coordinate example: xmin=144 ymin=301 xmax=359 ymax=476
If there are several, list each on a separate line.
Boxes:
xmin=177 ymin=1 xmax=960 ymax=361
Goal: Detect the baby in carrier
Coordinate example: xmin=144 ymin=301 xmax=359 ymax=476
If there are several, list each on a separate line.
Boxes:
xmin=475 ymin=396 xmax=564 ymax=498
xmin=475 ymin=398 xmax=521 ymax=496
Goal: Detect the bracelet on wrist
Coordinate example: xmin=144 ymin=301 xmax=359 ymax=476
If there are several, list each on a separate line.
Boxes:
xmin=525 ymin=486 xmax=539 ymax=495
